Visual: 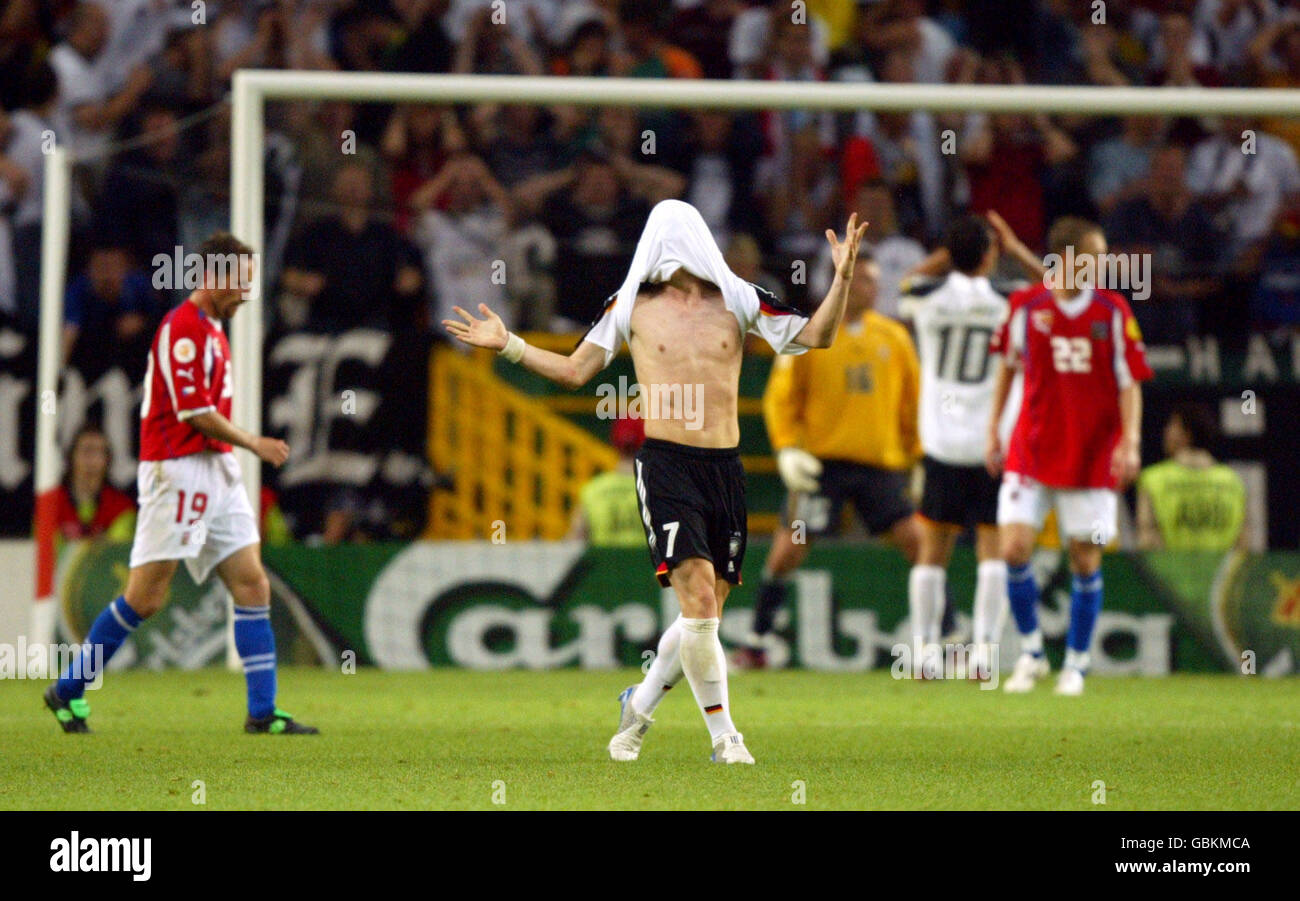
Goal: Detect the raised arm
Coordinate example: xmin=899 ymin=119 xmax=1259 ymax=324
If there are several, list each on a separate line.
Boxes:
xmin=443 ymin=303 xmax=606 ymax=389
xmin=794 ymin=214 xmax=869 ymax=349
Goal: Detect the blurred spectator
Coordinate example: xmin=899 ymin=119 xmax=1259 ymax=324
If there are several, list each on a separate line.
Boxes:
xmin=519 ymin=149 xmax=651 ymax=327
xmin=38 ymin=424 xmax=136 ymax=545
xmin=1186 ymin=115 xmax=1300 ymax=263
xmin=411 ymin=154 xmax=514 ymax=332
xmin=444 ymin=0 xmax=557 ymax=48
xmin=1146 ymin=10 xmax=1222 ymax=86
xmin=664 ymin=110 xmax=764 ymax=246
xmin=62 ymin=243 xmax=157 ymax=378
xmin=95 ymin=0 xmax=171 ymax=95
xmin=731 ymin=0 xmax=829 ymax=79
xmin=385 ymin=0 xmax=456 ymax=74
xmin=858 ymin=0 xmax=956 ymax=84
xmin=1089 ymin=116 xmax=1166 ymax=217
xmin=48 ymin=2 xmax=152 ymax=163
xmin=616 ymin=0 xmax=703 ymax=79
xmin=287 ymin=100 xmax=389 ymax=227
xmin=1199 ymin=0 xmax=1279 ymax=75
xmin=1248 ymin=11 xmax=1300 ymax=158
xmin=93 ymin=105 xmax=184 ymax=270
xmin=0 ymin=108 xmax=30 ymax=318
xmin=144 ymin=23 xmax=212 ymax=110
xmin=1250 ymin=199 xmax=1300 ymax=329
xmin=381 ymin=104 xmax=466 ymax=232
xmin=280 ymin=163 xmax=425 ymax=332
xmin=725 ymin=232 xmax=787 ymax=304
xmin=567 ymin=415 xmax=645 ymax=547
xmin=762 ymin=125 xmax=839 ymax=269
xmin=549 ymin=5 xmax=614 ymax=76
xmin=453 ymin=2 xmax=545 ymax=75
xmin=671 ymin=0 xmax=743 ymax=80
xmin=481 ymin=105 xmax=562 ymax=188
xmin=0 ymin=0 xmax=52 ymax=111
xmin=1137 ymin=404 xmax=1247 ymax=551
xmin=852 ymin=49 xmax=947 ymax=240
xmin=962 ymin=59 xmax=1078 ymax=251
xmin=5 ymin=63 xmax=59 ymax=331
xmin=811 ymin=179 xmax=926 ymax=319
xmin=215 ymin=0 xmax=334 ymax=84
xmin=1106 ymin=144 xmax=1223 ymax=344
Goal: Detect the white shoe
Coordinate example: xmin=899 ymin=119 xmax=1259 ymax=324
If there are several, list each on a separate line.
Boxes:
xmin=607 ymin=686 xmax=653 ymax=761
xmin=1003 ymin=653 xmax=1049 ymax=693
xmin=711 ymin=732 xmax=755 ymax=765
xmin=1054 ymin=667 xmax=1085 ymax=696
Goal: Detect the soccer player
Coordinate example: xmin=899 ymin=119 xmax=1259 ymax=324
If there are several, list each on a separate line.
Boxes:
xmin=732 ymin=249 xmax=924 ymax=670
xmin=444 ymin=199 xmax=867 ymax=763
xmin=899 ymin=212 xmax=1043 ymax=674
xmin=45 ymin=232 xmax=318 ymax=735
xmin=986 ymin=217 xmax=1152 ymax=695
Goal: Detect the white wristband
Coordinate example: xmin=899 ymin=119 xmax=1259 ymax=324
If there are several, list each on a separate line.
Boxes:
xmin=499 ymin=331 xmax=526 ymax=363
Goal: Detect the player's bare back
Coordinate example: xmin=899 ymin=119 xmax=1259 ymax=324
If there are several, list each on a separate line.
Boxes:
xmin=627 ymin=271 xmax=742 ymax=449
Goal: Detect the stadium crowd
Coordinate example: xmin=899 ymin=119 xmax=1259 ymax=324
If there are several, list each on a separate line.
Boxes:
xmin=1 ymin=0 xmax=1296 ymax=539
xmin=4 ymin=0 xmax=1300 ymax=344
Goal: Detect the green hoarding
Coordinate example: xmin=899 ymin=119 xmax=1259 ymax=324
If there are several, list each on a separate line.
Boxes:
xmin=58 ymin=540 xmax=1299 ymax=674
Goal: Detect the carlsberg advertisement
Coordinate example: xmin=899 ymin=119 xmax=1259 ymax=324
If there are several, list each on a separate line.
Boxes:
xmin=56 ymin=541 xmax=1299 ymax=674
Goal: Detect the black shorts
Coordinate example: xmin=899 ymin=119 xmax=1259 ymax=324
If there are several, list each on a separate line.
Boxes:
xmin=781 ymin=460 xmax=914 ymax=538
xmin=635 ymin=438 xmax=748 ymax=586
xmin=919 ymin=455 xmax=999 ymax=528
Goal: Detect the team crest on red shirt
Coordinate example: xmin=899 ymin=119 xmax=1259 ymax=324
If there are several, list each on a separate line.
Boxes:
xmin=1031 ymin=308 xmax=1054 ymax=334
xmin=1091 ymin=320 xmax=1110 ymax=341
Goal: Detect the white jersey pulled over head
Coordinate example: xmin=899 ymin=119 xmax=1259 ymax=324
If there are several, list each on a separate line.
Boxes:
xmin=900 ymin=271 xmax=1013 ymax=466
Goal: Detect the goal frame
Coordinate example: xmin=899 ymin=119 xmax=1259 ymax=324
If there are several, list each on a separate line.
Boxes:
xmin=32 ymin=71 xmax=1300 ymax=650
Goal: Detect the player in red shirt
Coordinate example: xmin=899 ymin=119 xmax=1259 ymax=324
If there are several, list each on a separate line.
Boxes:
xmin=47 ymin=232 xmax=317 ymax=735
xmin=986 ymin=217 xmax=1153 ymax=696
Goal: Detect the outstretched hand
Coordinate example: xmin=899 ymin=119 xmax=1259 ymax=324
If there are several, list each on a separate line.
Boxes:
xmin=827 ymin=213 xmax=870 ymax=280
xmin=443 ymin=304 xmax=508 ymax=351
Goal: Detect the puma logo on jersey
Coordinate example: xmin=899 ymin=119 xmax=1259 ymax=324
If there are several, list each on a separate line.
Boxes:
xmin=175 ymin=368 xmax=195 ymax=381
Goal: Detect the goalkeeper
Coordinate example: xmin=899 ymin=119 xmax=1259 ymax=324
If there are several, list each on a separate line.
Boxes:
xmin=733 ymin=252 xmax=925 ymax=668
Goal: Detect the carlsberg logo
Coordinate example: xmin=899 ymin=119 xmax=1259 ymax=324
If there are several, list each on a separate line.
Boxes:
xmin=49 ymin=832 xmax=151 ymax=882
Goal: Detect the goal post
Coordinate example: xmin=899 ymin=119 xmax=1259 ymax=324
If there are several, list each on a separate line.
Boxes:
xmin=225 ymin=69 xmax=1300 ymax=556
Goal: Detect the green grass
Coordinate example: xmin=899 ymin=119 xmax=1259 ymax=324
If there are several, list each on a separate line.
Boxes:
xmin=2 ymin=668 xmax=1296 ymax=810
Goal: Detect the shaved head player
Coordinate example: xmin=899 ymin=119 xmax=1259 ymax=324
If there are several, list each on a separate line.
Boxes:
xmin=445 ymin=200 xmax=867 ymax=764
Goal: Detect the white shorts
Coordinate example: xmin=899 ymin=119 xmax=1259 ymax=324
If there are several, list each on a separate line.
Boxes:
xmin=129 ymin=452 xmax=259 ymax=583
xmin=997 ymin=472 xmax=1117 ymax=546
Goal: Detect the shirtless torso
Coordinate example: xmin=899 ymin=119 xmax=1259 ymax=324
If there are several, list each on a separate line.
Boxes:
xmin=627 ymin=272 xmax=742 ymax=448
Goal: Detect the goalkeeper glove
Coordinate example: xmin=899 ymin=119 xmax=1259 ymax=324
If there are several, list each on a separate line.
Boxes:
xmin=777 ymin=447 xmax=823 ymax=494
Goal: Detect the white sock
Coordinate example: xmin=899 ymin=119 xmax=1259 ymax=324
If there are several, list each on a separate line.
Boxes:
xmin=678 ymin=617 xmax=737 ymax=742
xmin=632 ymin=616 xmax=684 ymax=716
xmin=908 ymin=565 xmax=945 ymax=646
xmin=1020 ymin=629 xmax=1044 ymax=656
xmin=1064 ymin=649 xmax=1090 ymax=672
xmin=974 ymin=560 xmax=1008 ymax=645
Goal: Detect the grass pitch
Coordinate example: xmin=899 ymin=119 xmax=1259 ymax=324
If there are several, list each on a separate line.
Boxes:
xmin=2 ymin=668 xmax=1295 ymax=810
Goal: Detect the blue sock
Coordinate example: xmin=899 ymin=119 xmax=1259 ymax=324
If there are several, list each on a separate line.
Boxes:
xmin=234 ymin=605 xmax=277 ymax=719
xmin=1067 ymin=571 xmax=1104 ymax=654
xmin=1007 ymin=563 xmax=1040 ymax=649
xmin=56 ymin=596 xmax=141 ymax=701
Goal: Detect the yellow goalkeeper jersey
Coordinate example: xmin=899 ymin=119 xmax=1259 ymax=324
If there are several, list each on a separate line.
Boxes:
xmin=764 ymin=310 xmax=921 ymax=470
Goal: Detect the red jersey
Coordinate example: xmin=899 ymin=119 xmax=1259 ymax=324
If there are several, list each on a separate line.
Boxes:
xmin=992 ymin=285 xmax=1152 ymax=489
xmin=140 ymin=298 xmax=233 ymax=460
